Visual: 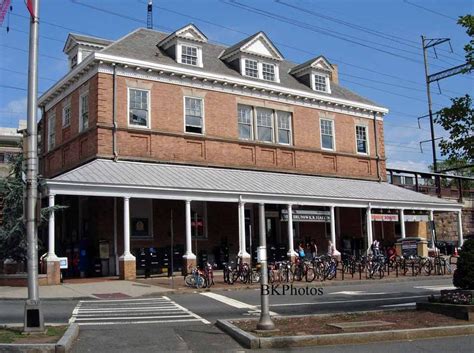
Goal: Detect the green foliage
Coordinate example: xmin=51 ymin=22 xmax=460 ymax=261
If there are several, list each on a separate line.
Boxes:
xmin=453 ymin=239 xmax=474 ymax=290
xmin=428 ymin=159 xmax=474 ymax=188
xmin=458 ymin=14 xmax=474 ymax=72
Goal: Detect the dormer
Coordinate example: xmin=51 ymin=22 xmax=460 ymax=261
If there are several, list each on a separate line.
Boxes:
xmin=157 ymin=24 xmax=208 ymax=68
xmin=289 ymin=56 xmax=336 ymax=94
xmin=220 ymin=32 xmax=284 ymax=83
xmin=63 ymin=34 xmax=112 ymax=70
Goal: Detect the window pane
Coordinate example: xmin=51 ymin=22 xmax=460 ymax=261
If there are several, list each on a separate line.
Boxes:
xmin=314 ymin=75 xmax=327 ymax=92
xmin=239 ymin=124 xmax=252 ymax=140
xmin=277 ymin=111 xmax=291 ymax=144
xmin=245 ymin=59 xmax=258 ymax=78
xmin=129 ymin=89 xmax=148 ymax=127
xmin=356 ymin=126 xmax=367 ymax=153
xmin=182 ymin=45 xmax=198 ymax=66
xmin=262 ymin=63 xmax=275 ymax=81
xmin=185 ymin=97 xmax=203 ymax=133
xmin=278 ymin=130 xmax=290 ymax=144
xmin=321 ymin=119 xmax=334 ymax=149
xmin=238 ymin=105 xmax=252 ymax=124
xmin=130 ymin=109 xmax=148 ymax=126
xmin=322 ymin=134 xmax=333 ymax=149
xmin=258 ymin=126 xmax=273 ymax=142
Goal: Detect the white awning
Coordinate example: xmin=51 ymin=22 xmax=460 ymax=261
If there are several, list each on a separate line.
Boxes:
xmin=45 ymin=159 xmax=462 ymax=211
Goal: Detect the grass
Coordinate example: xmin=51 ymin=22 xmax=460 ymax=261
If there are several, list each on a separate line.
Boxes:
xmin=0 ymin=326 xmax=67 ymax=344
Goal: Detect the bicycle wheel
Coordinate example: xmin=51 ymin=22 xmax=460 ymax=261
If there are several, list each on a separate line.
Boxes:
xmin=184 ymin=274 xmax=195 ymax=287
xmin=252 ymin=270 xmax=261 ymax=283
xmin=423 ymin=259 xmax=433 ymax=275
xmin=195 ymin=275 xmax=205 ymax=289
xmin=305 ymin=267 xmax=316 ymax=282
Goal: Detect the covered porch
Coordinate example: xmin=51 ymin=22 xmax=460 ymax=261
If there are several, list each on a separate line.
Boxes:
xmin=42 ymin=159 xmax=463 ymax=284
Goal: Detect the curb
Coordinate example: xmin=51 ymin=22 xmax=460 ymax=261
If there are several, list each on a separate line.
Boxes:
xmin=0 ymin=324 xmax=79 ymax=353
xmin=216 ymin=318 xmax=474 ymax=349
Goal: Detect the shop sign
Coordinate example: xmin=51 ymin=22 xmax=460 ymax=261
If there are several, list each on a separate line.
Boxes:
xmin=404 ymin=214 xmax=430 ymax=222
xmin=371 ymin=214 xmax=399 ymax=222
xmin=281 ymin=209 xmax=331 ymax=222
xmin=401 ymin=240 xmax=418 ymax=257
xmin=58 ymin=257 xmax=68 ymax=270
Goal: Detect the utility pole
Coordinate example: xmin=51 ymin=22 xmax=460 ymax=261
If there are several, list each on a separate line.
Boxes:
xmin=420 ymin=36 xmax=469 ymax=196
xmin=24 ymin=0 xmax=44 ymax=332
xmin=147 ymin=0 xmax=153 ymax=29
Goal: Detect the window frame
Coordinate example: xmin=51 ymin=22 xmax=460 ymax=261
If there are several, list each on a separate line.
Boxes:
xmin=255 ymin=107 xmax=274 ymax=143
xmin=320 ymin=118 xmax=335 ymax=151
xmin=262 ymin=62 xmax=276 ymax=82
xmin=48 ymin=112 xmax=56 ymax=152
xmin=312 ymin=73 xmax=331 ymax=93
xmin=177 ymin=42 xmax=203 ymax=67
xmin=276 ymin=110 xmax=292 ymax=145
xmin=355 ymin=124 xmax=369 ymax=155
xmin=244 ymin=59 xmax=259 ymax=78
xmin=62 ymin=103 xmax=71 ymax=128
xmin=79 ymin=92 xmax=89 ymax=133
xmin=180 ymin=44 xmax=199 ymax=66
xmin=127 ymin=87 xmax=151 ymax=129
xmin=237 ymin=104 xmax=254 ymax=140
xmin=183 ymin=96 xmax=205 ymax=135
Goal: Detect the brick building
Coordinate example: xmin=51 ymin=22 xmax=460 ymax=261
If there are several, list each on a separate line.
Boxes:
xmin=37 ymin=25 xmax=463 ymax=283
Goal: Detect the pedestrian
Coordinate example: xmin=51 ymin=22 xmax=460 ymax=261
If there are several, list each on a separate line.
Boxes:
xmin=310 ymin=240 xmax=318 ymax=259
xmin=371 ymin=239 xmax=380 ymax=256
xmin=298 ymin=243 xmax=306 ymax=259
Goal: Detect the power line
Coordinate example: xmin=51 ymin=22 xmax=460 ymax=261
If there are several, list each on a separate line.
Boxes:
xmin=2 ymin=27 xmax=65 ymax=43
xmin=0 ymin=44 xmax=65 ymax=61
xmin=275 ymin=0 xmax=464 ymax=65
xmin=0 ymin=67 xmax=57 ymax=82
xmin=0 ymin=84 xmax=44 ymax=94
xmin=403 ymin=0 xmax=458 ymax=21
xmin=220 ymin=0 xmax=454 ymax=70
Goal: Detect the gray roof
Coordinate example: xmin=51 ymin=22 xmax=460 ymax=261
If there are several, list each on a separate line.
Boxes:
xmin=99 ymin=28 xmax=379 ymax=107
xmin=50 ymin=159 xmax=458 ymax=207
xmin=69 ymin=33 xmax=113 ymax=47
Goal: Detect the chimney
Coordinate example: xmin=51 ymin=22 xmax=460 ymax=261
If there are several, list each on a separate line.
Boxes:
xmin=331 ymin=64 xmax=339 ymax=84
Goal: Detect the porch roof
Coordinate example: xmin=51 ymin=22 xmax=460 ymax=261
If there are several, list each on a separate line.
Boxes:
xmin=45 ymin=159 xmax=462 ymax=211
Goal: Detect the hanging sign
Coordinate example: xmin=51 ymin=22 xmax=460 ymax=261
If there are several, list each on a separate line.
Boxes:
xmin=371 ymin=214 xmax=399 ymax=222
xmin=281 ymin=209 xmax=331 ymax=222
xmin=405 ymin=214 xmax=430 ymax=222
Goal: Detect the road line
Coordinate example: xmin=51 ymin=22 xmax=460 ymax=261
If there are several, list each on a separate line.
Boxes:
xmin=74 ymin=314 xmax=193 ymax=321
xmin=163 ymin=296 xmax=211 ymax=324
xmin=79 ymin=298 xmax=170 ymax=303
xmin=77 ymin=308 xmax=181 ymax=314
xmin=413 ymin=285 xmax=455 ymax=291
xmin=332 ymin=291 xmax=388 ymax=295
xmin=76 ymin=319 xmax=202 ymax=326
xmin=73 ymin=311 xmax=184 ymax=317
xmin=268 ymin=295 xmax=427 ymax=307
xmin=381 ymin=302 xmax=417 ymax=308
xmin=200 ymin=292 xmax=278 ymax=316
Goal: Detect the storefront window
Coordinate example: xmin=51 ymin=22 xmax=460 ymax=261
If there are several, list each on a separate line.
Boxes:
xmin=191 ymin=201 xmax=207 ymax=239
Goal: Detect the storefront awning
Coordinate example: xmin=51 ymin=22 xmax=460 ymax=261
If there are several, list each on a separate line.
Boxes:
xmin=45 ymin=159 xmax=462 ymax=211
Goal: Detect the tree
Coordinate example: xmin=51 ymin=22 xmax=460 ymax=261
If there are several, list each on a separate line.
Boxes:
xmin=453 ymin=239 xmax=474 ymax=290
xmin=0 ymin=147 xmax=64 ymax=264
xmin=435 ymin=15 xmax=474 ymax=165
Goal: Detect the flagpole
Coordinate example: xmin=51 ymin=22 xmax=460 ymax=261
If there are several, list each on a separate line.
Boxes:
xmin=24 ymin=0 xmax=44 ymax=332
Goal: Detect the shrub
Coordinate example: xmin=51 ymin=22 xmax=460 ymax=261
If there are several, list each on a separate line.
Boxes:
xmin=453 ymin=239 xmax=474 ymax=290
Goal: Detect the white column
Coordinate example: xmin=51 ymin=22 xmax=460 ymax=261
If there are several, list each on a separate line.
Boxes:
xmin=400 ymin=209 xmax=406 ymax=239
xmin=47 ymin=194 xmax=58 ymax=260
xmin=429 ymin=210 xmax=435 ymax=250
xmin=113 ymin=197 xmax=119 ymax=275
xmin=120 ymin=197 xmax=135 ymax=260
xmin=183 ymin=200 xmax=196 ymax=260
xmin=457 ymin=210 xmax=464 ymax=247
xmin=238 ymin=201 xmax=250 ymax=258
xmin=366 ymin=206 xmax=373 ymax=253
xmin=330 ymin=206 xmax=337 ymax=251
xmin=287 ymin=204 xmax=297 ymax=257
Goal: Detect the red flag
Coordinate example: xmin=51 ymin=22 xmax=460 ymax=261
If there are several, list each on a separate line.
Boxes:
xmin=25 ymin=0 xmax=35 ymax=18
xmin=0 ymin=0 xmax=11 ymax=25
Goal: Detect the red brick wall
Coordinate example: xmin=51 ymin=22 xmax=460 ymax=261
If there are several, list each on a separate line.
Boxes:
xmin=41 ymin=73 xmax=387 ymax=181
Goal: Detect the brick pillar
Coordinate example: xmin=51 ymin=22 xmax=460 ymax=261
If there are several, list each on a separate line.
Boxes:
xmin=46 ymin=260 xmax=60 ymax=285
xmin=119 ymin=258 xmax=136 ymax=281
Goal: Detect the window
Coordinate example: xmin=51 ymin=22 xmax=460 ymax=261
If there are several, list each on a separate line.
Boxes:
xmin=130 ymin=199 xmax=153 ymax=238
xmin=256 ymin=108 xmax=273 ymax=142
xmin=314 ymin=74 xmax=327 ymax=92
xmin=262 ymin=63 xmax=275 ymax=81
xmin=62 ymin=104 xmax=71 ymax=128
xmin=320 ymin=119 xmax=334 ymax=150
xmin=181 ymin=45 xmax=198 ymax=66
xmin=48 ymin=113 xmax=56 ymax=151
xmin=238 ymin=105 xmax=253 ymax=140
xmin=277 ymin=111 xmax=292 ymax=144
xmin=191 ymin=201 xmax=207 ymax=239
xmin=128 ymin=88 xmax=149 ymax=127
xmin=244 ymin=59 xmax=258 ymax=78
xmin=356 ymin=125 xmax=368 ymax=154
xmin=79 ymin=93 xmax=89 ymax=132
xmin=185 ymin=97 xmax=204 ymax=134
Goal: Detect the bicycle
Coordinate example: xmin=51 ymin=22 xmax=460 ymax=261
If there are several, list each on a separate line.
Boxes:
xmin=184 ymin=266 xmax=206 ymax=289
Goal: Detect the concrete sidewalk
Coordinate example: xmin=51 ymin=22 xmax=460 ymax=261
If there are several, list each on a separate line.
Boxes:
xmin=0 ymin=279 xmax=171 ymax=299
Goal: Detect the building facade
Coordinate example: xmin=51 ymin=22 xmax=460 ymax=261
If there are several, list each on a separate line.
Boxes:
xmin=37 ymin=25 xmax=463 ymax=283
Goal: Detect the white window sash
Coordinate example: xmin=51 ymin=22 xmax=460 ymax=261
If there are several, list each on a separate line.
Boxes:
xmin=320 ymin=119 xmax=335 ymax=150
xmin=128 ymin=88 xmax=150 ymax=128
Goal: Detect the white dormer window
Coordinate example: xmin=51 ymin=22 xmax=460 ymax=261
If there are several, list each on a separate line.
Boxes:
xmin=181 ymin=45 xmax=198 ymax=66
xmin=245 ymin=59 xmax=258 ymax=78
xmin=262 ymin=63 xmax=275 ymax=81
xmin=313 ymin=74 xmax=330 ymax=93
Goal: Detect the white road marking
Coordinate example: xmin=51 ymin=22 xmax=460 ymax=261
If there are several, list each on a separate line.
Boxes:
xmin=268 ymin=295 xmax=427 ymax=307
xmin=332 ymin=291 xmax=388 ymax=296
xmin=70 ymin=296 xmax=210 ymax=326
xmin=414 ymin=285 xmax=456 ymax=291
xmin=200 ymin=292 xmax=279 ymax=316
xmin=380 ymin=302 xmax=417 ymax=308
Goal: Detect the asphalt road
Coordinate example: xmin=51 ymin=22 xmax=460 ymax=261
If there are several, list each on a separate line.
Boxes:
xmin=1 ymin=278 xmax=472 ymax=352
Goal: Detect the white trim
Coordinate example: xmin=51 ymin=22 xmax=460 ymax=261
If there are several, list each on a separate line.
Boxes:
xmin=127 ymin=87 xmax=151 ymax=129
xmin=320 ymin=118 xmax=336 ymax=151
xmin=355 ymin=124 xmax=369 ymax=156
xmin=177 ymin=41 xmax=203 ymax=68
xmin=62 ymin=102 xmax=71 ymax=128
xmin=312 ymin=73 xmax=331 ymax=94
xmin=183 ymin=96 xmax=205 ymax=135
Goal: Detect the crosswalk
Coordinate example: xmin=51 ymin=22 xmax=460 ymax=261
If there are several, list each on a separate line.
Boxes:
xmin=69 ymin=296 xmax=210 ymax=326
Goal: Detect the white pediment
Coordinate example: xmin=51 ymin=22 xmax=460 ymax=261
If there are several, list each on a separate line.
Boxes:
xmin=311 ymin=57 xmax=332 ymax=72
xmin=241 ymin=33 xmax=283 ymax=60
xmin=175 ymin=24 xmax=208 ymax=43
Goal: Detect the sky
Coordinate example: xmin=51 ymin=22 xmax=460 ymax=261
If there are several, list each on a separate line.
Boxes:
xmin=0 ymin=0 xmax=473 ymax=172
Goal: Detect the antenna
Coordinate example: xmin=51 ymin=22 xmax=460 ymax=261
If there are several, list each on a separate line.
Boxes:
xmin=147 ymin=0 xmax=153 ymax=29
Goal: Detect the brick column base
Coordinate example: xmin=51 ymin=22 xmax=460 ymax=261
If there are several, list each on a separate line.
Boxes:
xmin=46 ymin=260 xmax=61 ymax=285
xmin=241 ymin=254 xmax=251 ymax=265
xmin=119 ymin=259 xmax=136 ymax=281
xmin=183 ymin=257 xmax=196 ymax=275
xmin=288 ymin=254 xmax=297 ymax=263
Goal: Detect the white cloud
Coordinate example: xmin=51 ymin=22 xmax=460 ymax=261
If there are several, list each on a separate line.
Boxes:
xmin=6 ymin=97 xmax=28 ymax=114
xmin=386 ymin=159 xmax=430 ymax=172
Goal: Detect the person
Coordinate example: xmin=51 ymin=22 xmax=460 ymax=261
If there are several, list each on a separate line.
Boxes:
xmin=298 ymin=243 xmax=306 ymax=259
xmin=327 ymin=240 xmax=341 ymax=259
xmin=371 ymin=239 xmax=380 ymax=256
xmin=310 ymin=240 xmax=318 ymax=259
